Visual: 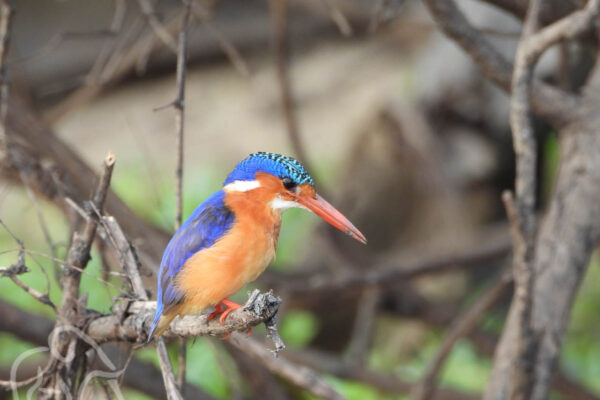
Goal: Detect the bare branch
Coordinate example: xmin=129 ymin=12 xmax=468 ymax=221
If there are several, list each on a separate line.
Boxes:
xmin=86 ymin=290 xmax=282 ymax=343
xmin=284 ymin=347 xmax=478 ymax=400
xmin=422 ymin=0 xmax=580 ymax=126
xmin=269 ymin=0 xmax=309 ymax=166
xmin=230 ymin=333 xmax=347 ymax=400
xmin=0 ymin=0 xmax=12 ymax=138
xmin=136 ymin=0 xmax=178 ymax=53
xmin=43 ymin=153 xmax=116 ymax=398
xmin=413 ymin=271 xmax=512 ymax=400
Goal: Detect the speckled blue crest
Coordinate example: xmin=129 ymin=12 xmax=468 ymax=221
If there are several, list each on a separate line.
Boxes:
xmin=224 ymin=152 xmax=314 ymax=186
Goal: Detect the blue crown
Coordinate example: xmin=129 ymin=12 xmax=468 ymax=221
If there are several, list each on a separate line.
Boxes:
xmin=224 ymin=152 xmax=314 ymax=186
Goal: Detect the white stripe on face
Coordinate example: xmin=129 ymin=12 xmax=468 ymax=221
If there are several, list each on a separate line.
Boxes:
xmin=270 ymin=196 xmax=307 ymax=211
xmin=223 ymin=180 xmax=262 ymax=192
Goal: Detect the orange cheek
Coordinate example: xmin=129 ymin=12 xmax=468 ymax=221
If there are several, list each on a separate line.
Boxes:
xmin=299 ymin=183 xmax=316 ymax=198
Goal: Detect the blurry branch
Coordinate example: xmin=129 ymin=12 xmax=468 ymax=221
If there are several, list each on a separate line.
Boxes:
xmin=422 ymin=0 xmax=579 ymax=126
xmin=20 ymin=172 xmax=60 ymax=276
xmin=344 ymin=286 xmax=380 ymax=365
xmin=136 ymin=0 xmax=178 ymax=53
xmin=412 ymin=271 xmax=513 ymax=400
xmin=320 ymin=0 xmax=353 ymax=36
xmin=267 ymin=230 xmax=511 ymax=296
xmin=284 ymin=347 xmax=478 ymax=400
xmin=191 ymin=4 xmax=251 ymax=77
xmin=225 ymin=344 xmax=292 ymax=400
xmin=86 ymin=290 xmax=282 ymax=344
xmin=4 ymin=100 xmax=169 ymax=266
xmin=269 ymin=0 xmax=309 ymax=166
xmin=0 ymin=0 xmax=11 ymax=136
xmin=46 ymin=9 xmax=184 ymax=123
xmin=369 ymin=0 xmax=406 ymax=33
xmin=230 ymin=333 xmax=347 ymax=400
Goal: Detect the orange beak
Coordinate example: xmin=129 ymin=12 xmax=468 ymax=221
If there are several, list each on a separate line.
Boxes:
xmin=291 ymin=192 xmax=367 ymax=244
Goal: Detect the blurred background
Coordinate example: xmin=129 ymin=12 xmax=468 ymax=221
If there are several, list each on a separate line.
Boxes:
xmin=0 ymin=0 xmax=599 ymax=399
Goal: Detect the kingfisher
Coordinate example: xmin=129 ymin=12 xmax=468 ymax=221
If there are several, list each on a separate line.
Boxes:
xmin=147 ymin=152 xmax=366 ymax=340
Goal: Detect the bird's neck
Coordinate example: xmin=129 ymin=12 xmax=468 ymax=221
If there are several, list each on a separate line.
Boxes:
xmin=223 ymin=190 xmax=283 ymax=238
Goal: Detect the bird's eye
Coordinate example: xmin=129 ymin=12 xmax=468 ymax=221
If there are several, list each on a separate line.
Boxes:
xmin=282 ymin=177 xmax=296 ymax=190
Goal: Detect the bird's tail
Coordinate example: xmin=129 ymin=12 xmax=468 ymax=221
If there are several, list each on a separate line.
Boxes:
xmin=147 ymin=315 xmax=175 ymax=342
xmin=147 ymin=303 xmax=176 ymax=343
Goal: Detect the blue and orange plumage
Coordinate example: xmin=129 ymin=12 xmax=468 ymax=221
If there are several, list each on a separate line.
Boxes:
xmin=148 ymin=152 xmax=366 ymax=340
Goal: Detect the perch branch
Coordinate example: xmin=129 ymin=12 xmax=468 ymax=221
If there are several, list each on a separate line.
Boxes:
xmin=86 ymin=290 xmax=282 ymax=344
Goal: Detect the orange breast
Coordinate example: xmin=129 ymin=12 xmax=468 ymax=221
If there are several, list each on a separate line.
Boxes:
xmin=175 ymin=190 xmax=281 ymax=316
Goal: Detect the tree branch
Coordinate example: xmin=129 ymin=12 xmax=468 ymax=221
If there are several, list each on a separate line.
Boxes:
xmin=87 ymin=290 xmax=281 ymax=344
xmin=422 ymin=0 xmax=580 ymax=126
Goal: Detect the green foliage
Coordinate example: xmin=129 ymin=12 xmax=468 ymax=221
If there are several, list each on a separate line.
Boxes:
xmin=542 ymin=132 xmax=560 ymax=203
xmin=279 ymin=310 xmax=319 ymax=347
xmin=562 ymin=255 xmax=600 ymax=393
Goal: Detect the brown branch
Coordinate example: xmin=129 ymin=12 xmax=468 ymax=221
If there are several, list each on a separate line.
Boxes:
xmin=100 ymin=211 xmax=183 ymax=400
xmin=268 ymin=231 xmax=511 ymax=296
xmin=422 ymin=0 xmax=579 ymax=126
xmin=136 ymin=0 xmax=178 ymax=53
xmin=86 ymin=290 xmax=282 ymax=344
xmin=320 ymin=0 xmax=353 ymax=36
xmin=412 ymin=271 xmax=513 ymax=400
xmin=269 ymin=0 xmax=309 ymax=166
xmin=230 ymin=333 xmax=347 ymax=400
xmin=43 ymin=153 xmax=115 ymax=399
xmin=172 ymin=4 xmax=191 ymax=391
xmin=0 ymin=0 xmax=11 ymax=132
xmin=191 ymin=4 xmax=251 ymax=77
xmin=284 ymin=347 xmax=478 ymax=400
xmin=505 ymin=0 xmax=543 ymax=396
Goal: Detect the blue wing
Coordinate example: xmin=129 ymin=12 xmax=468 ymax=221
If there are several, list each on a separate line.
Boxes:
xmin=149 ymin=190 xmax=235 ymax=338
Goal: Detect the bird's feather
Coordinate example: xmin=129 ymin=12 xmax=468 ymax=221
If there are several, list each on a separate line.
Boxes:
xmin=148 ymin=190 xmax=235 ymax=339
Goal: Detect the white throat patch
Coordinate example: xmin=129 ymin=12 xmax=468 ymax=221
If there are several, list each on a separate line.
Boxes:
xmin=270 ymin=196 xmax=307 ymax=211
xmin=223 ymin=180 xmax=261 ymax=192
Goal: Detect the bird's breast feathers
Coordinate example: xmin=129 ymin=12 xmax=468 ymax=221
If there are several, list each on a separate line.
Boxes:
xmin=174 ymin=192 xmax=281 ymax=314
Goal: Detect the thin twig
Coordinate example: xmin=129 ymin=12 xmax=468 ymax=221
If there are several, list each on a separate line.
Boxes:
xmin=269 ymin=0 xmax=309 ymax=166
xmin=413 ymin=271 xmax=512 ymax=400
xmin=136 ymin=0 xmax=178 ymax=53
xmin=320 ymin=0 xmax=353 ymax=36
xmin=0 ymin=0 xmax=12 ymax=134
xmin=173 ymin=3 xmax=191 ymax=391
xmin=0 ymin=218 xmax=57 ymax=312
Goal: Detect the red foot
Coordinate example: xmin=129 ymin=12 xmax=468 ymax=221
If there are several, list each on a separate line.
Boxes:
xmin=218 ymin=299 xmax=242 ymax=324
xmin=207 ymin=303 xmax=225 ymax=321
xmin=208 ymin=299 xmax=253 ymax=340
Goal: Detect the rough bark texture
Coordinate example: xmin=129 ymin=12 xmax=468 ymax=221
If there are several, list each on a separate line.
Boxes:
xmin=485 ymin=104 xmax=600 ymax=400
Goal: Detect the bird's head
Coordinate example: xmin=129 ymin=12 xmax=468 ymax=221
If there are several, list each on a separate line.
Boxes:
xmin=223 ymin=152 xmax=366 ymax=244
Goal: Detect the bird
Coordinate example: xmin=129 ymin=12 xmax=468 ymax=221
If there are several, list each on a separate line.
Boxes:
xmin=147 ymin=151 xmax=366 ymax=341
